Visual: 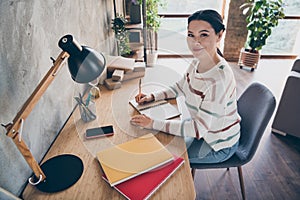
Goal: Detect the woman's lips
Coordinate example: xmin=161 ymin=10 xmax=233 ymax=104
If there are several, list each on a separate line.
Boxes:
xmin=193 ymin=47 xmax=204 ymax=52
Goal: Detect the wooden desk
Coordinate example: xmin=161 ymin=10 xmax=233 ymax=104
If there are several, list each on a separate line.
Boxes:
xmin=22 ymin=66 xmax=196 ymax=199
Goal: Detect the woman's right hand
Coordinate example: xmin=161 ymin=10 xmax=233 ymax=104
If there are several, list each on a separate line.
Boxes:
xmin=135 ymin=93 xmax=154 ymax=104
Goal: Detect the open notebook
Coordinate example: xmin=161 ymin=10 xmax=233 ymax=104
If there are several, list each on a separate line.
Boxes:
xmin=129 ymin=99 xmax=181 ymax=120
xmin=102 ymin=156 xmax=184 ymax=200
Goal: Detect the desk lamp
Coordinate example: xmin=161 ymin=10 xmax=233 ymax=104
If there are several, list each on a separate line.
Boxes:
xmin=1 ymin=34 xmax=105 ymax=193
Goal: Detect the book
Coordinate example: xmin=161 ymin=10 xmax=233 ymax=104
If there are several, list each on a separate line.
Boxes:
xmin=96 ymin=133 xmax=174 ymax=186
xmin=129 ymin=99 xmax=181 ymax=120
xmin=107 ymin=56 xmax=135 ymax=72
xmin=102 ymin=156 xmax=184 ymax=200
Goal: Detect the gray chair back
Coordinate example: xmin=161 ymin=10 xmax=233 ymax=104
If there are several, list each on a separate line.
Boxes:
xmin=291 ymin=59 xmax=300 ymax=72
xmin=235 ymin=82 xmax=276 ymax=162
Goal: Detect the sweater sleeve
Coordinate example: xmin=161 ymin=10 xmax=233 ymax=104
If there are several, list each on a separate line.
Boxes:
xmin=151 ymin=61 xmax=203 ymax=138
xmin=151 ymin=83 xmax=219 ymax=139
xmin=152 ymin=118 xmax=199 ymax=138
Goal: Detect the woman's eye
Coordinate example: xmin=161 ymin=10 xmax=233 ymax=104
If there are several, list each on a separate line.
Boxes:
xmin=200 ymin=33 xmax=209 ymax=38
xmin=187 ymin=33 xmax=194 ymax=37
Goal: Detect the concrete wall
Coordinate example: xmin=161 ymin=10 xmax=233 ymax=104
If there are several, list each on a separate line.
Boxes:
xmin=0 ymin=0 xmax=114 ymax=197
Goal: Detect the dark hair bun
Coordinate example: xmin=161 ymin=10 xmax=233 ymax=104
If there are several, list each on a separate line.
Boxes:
xmin=188 ymin=9 xmax=225 ymax=33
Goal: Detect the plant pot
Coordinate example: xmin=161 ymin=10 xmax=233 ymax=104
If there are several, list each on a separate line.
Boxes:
xmin=130 ymin=4 xmax=141 ymax=24
xmin=238 ymin=48 xmax=260 ymax=72
xmin=146 ymin=51 xmax=158 ymax=66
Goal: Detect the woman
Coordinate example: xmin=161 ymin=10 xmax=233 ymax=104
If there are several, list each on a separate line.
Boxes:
xmin=130 ymin=9 xmax=240 ymax=164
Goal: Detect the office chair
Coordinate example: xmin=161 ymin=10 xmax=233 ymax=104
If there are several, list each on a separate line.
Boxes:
xmin=272 ymin=59 xmax=300 ymax=138
xmin=189 ymin=82 xmax=276 ymax=200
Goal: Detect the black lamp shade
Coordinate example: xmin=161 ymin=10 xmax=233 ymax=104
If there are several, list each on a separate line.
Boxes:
xmin=58 ymin=34 xmax=105 ymax=83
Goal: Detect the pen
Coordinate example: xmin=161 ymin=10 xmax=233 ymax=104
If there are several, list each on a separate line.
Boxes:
xmin=138 ymin=78 xmax=142 ymax=101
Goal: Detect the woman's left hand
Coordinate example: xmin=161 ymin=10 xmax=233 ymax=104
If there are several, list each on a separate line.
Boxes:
xmin=130 ymin=114 xmax=153 ymax=129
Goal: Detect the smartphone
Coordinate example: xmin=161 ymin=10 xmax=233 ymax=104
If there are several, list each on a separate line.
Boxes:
xmin=85 ymin=125 xmax=114 ymax=139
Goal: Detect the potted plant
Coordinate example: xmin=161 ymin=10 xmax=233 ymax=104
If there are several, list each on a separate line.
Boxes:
xmin=238 ymin=0 xmax=285 ymax=71
xmin=137 ymin=0 xmax=166 ymax=65
xmin=112 ymin=16 xmax=132 ymax=56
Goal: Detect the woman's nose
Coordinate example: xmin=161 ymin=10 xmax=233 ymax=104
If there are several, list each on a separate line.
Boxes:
xmin=193 ymin=37 xmax=202 ymax=45
xmin=193 ymin=36 xmax=201 ymax=44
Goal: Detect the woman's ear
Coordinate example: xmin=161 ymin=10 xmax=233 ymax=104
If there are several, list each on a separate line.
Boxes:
xmin=216 ymin=30 xmax=224 ymax=42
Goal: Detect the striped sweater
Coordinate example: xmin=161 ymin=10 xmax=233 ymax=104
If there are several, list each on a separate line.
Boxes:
xmin=152 ymin=59 xmax=241 ymax=151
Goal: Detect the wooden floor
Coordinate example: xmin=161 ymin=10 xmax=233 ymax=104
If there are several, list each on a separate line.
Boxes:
xmin=157 ymin=58 xmax=300 ymax=200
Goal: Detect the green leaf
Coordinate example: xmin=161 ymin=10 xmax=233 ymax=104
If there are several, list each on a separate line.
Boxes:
xmin=242 ymin=0 xmax=285 ymax=50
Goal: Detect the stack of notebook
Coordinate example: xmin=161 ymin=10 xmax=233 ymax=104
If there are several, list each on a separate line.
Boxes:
xmin=96 ymin=133 xmax=184 ymax=200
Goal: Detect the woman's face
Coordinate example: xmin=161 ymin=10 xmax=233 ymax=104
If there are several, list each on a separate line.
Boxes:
xmin=187 ymin=20 xmax=222 ymax=60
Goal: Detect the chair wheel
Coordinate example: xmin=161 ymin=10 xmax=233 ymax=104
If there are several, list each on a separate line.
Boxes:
xmin=251 ymin=68 xmax=255 ymax=72
xmin=240 ymin=66 xmax=243 ymax=69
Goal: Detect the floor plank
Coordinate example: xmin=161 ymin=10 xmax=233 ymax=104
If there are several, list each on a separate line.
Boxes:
xmin=157 ymin=58 xmax=300 ymax=200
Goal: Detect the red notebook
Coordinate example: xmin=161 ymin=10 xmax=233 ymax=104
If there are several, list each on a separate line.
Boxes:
xmin=102 ymin=156 xmax=184 ymax=200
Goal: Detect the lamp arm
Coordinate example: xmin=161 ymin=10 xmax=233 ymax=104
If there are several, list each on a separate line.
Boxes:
xmin=2 ymin=51 xmax=69 ymax=181
xmin=12 ymin=129 xmax=46 ymax=183
xmin=6 ymin=51 xmax=69 ymax=137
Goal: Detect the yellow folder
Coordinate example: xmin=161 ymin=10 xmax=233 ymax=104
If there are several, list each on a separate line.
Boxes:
xmin=96 ymin=133 xmax=174 ymax=186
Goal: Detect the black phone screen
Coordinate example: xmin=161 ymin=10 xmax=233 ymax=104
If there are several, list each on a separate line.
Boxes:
xmin=85 ymin=125 xmax=114 ymax=139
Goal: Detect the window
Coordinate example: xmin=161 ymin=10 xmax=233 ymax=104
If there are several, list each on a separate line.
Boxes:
xmin=158 ymin=0 xmax=222 ymax=14
xmin=262 ymin=19 xmax=300 ymax=56
xmin=283 ymin=0 xmax=300 ymax=16
xmin=157 ymin=0 xmax=300 ymax=57
xmin=262 ymin=0 xmax=300 ymax=56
